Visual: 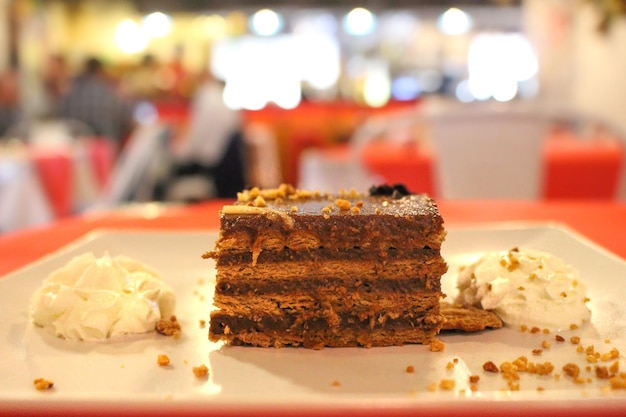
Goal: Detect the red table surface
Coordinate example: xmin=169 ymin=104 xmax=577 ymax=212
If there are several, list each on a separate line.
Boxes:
xmin=1 ymin=199 xmax=626 ymax=417
xmin=1 ymin=199 xmax=625 ymax=278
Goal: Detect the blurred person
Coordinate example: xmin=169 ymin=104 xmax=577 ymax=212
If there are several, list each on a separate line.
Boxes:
xmin=56 ymin=57 xmax=133 ymax=146
xmin=0 ymin=68 xmax=20 ymax=137
xmin=41 ymin=54 xmax=69 ymax=115
xmin=162 ymin=71 xmax=245 ymax=199
xmin=122 ymin=53 xmax=161 ymax=103
xmin=156 ymin=44 xmax=193 ymax=102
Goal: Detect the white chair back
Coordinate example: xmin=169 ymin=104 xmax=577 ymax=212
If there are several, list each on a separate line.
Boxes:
xmin=428 ymin=107 xmax=550 ymax=199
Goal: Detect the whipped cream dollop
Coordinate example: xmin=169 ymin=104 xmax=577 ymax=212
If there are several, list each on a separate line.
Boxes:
xmin=29 ymin=252 xmax=176 ymax=341
xmin=455 ymin=247 xmax=591 ymax=331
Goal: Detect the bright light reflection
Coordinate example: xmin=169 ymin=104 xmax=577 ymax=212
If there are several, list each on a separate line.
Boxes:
xmin=455 ymin=79 xmax=474 ymax=103
xmin=204 ymin=14 xmax=228 ymax=39
xmin=292 ymin=12 xmax=337 ymax=36
xmin=142 ymin=12 xmax=171 ymax=38
xmin=438 ymin=8 xmax=472 ymax=36
xmin=343 ymin=7 xmax=377 ymax=36
xmin=363 ymin=71 xmax=391 ymax=107
xmin=250 ymin=9 xmax=283 ymax=36
xmin=294 ymin=34 xmax=340 ymax=89
xmin=214 ymin=34 xmax=342 ymax=110
xmin=391 ymin=75 xmax=421 ymax=101
xmin=115 ymin=19 xmax=148 ymax=54
xmin=467 ymin=32 xmax=539 ymax=102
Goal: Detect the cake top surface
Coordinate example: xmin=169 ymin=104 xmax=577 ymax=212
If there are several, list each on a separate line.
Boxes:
xmin=221 ymin=184 xmax=441 ymax=219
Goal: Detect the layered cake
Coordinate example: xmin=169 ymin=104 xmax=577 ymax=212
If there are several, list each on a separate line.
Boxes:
xmin=204 ymin=184 xmax=448 ymax=349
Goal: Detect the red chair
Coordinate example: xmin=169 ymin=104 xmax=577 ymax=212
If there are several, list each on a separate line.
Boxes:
xmin=30 ymin=149 xmax=73 ymax=218
xmin=542 ymin=135 xmax=624 ymax=199
xmin=361 ymin=142 xmax=436 ymax=196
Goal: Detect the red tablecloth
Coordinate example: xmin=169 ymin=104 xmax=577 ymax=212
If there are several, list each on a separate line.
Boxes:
xmin=1 ymin=199 xmax=625 ymax=417
xmin=1 ymin=199 xmax=625 ymax=277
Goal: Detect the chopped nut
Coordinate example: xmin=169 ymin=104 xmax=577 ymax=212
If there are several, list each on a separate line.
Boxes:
xmin=33 ymin=378 xmax=54 ymax=391
xmin=563 ymin=363 xmax=580 ymax=378
xmin=157 ymin=354 xmax=170 ymax=367
xmin=439 ymin=379 xmax=456 ymax=390
xmin=601 ymin=348 xmax=620 ymax=361
xmin=429 ymin=338 xmax=445 ymax=352
xmin=596 ymin=366 xmax=610 ymax=379
xmin=555 ymin=335 xmax=565 ymax=342
xmin=483 ymin=361 xmax=499 ymax=373
xmin=335 ymin=199 xmax=351 ymax=211
xmin=406 ymin=365 xmax=414 ymax=373
xmin=253 ymin=196 xmax=267 ymax=207
xmin=193 ymin=364 xmax=209 ymax=378
xmin=469 ymin=375 xmax=480 ymax=383
xmin=156 ymin=315 xmax=182 ymax=338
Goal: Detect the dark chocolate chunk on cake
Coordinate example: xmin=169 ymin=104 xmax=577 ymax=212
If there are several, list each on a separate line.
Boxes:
xmin=204 ymin=184 xmax=447 ymax=349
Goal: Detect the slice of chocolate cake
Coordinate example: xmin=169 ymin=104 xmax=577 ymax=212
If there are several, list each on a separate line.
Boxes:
xmin=204 ymin=184 xmax=447 ymax=349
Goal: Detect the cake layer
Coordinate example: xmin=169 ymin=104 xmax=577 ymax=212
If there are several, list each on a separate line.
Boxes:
xmin=214 ymin=225 xmax=445 ymax=255
xmin=214 ymin=253 xmax=447 ymax=281
xmin=209 ymin=310 xmax=442 ymax=348
xmin=213 ymin=246 xmax=443 ymax=266
xmin=215 ymin=275 xmax=442 ymax=300
xmin=209 ymin=189 xmax=446 ymax=263
xmin=214 ymin=289 xmax=442 ymax=316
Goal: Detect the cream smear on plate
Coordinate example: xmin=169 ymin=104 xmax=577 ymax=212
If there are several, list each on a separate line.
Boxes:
xmin=29 ymin=252 xmax=175 ymax=341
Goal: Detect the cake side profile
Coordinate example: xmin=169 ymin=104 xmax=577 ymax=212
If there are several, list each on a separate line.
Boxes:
xmin=204 ymin=184 xmax=447 ymax=349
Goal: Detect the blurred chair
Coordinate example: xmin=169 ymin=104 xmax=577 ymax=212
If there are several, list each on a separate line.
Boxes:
xmin=95 ymin=123 xmax=172 ymax=208
xmin=428 ymin=105 xmax=550 ymax=199
xmin=349 ymin=101 xmax=552 ymax=199
xmin=0 ymin=144 xmax=54 ymax=232
xmin=244 ymin=122 xmax=282 ymax=189
xmin=4 ymin=118 xmax=104 ymax=216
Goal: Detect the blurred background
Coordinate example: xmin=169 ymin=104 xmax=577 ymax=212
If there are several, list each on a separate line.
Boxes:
xmin=0 ymin=0 xmax=625 ymax=233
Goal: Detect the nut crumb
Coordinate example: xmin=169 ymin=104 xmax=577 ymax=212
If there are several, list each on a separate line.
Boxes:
xmin=193 ymin=364 xmax=209 ymax=378
xmin=33 ymin=378 xmax=54 ymax=391
xmin=335 ymin=199 xmax=351 ymax=211
xmin=483 ymin=361 xmax=499 ymax=373
xmin=429 ymin=338 xmax=445 ymax=352
xmin=439 ymin=379 xmax=456 ymax=390
xmin=563 ymin=363 xmax=580 ymax=378
xmin=156 ymin=315 xmax=181 ymax=338
xmin=157 ymin=354 xmax=170 ymax=367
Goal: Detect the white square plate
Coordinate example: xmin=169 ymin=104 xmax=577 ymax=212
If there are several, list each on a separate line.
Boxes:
xmin=1 ymin=224 xmax=625 ymax=416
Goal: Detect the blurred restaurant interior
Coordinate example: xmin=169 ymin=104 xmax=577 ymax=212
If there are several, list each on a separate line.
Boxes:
xmin=0 ymin=0 xmax=625 ymax=233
